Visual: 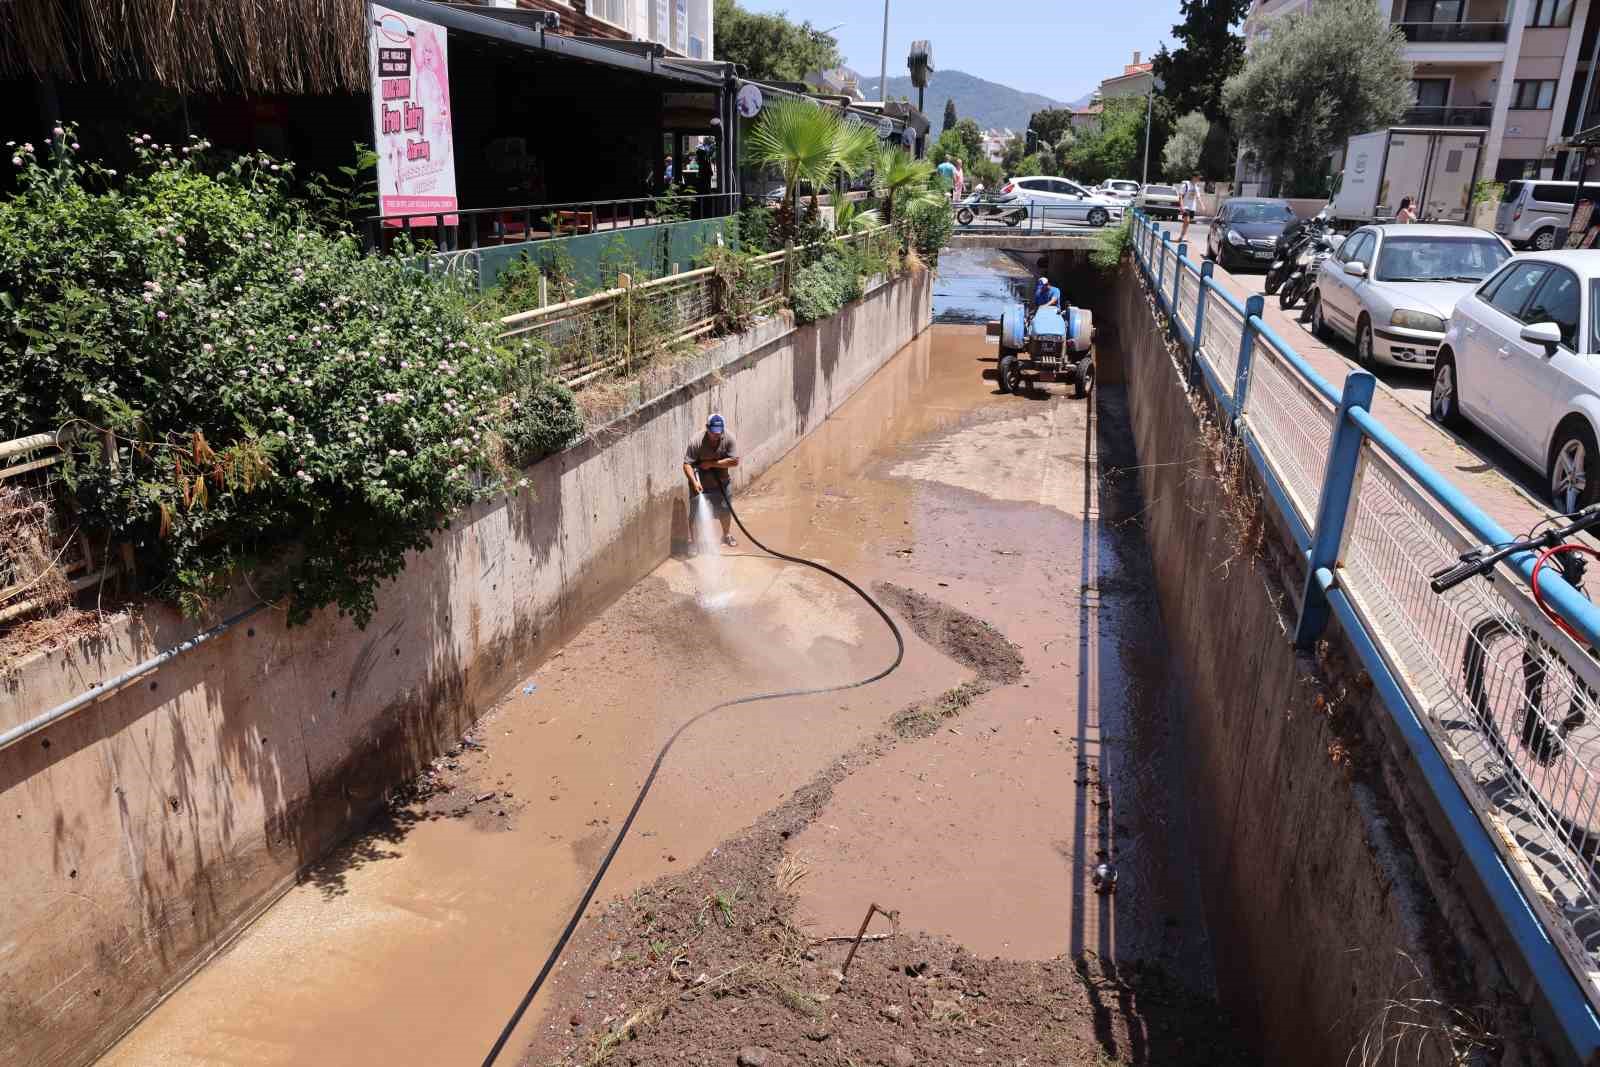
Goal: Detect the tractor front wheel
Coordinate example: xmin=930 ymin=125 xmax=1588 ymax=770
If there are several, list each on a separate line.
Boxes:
xmin=999 ymin=353 xmax=1026 ymax=395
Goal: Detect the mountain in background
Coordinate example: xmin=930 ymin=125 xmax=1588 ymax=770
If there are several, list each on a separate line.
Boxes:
xmin=854 ymin=68 xmax=1084 ymax=132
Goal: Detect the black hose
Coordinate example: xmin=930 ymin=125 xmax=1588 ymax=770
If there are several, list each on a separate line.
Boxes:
xmin=479 ymin=482 xmax=905 ymax=1066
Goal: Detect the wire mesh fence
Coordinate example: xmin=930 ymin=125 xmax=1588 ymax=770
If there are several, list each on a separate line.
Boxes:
xmin=0 ymin=433 xmax=98 ymax=628
xmin=1175 ymin=261 xmax=1200 ymax=343
xmin=1129 ymin=208 xmax=1600 ymax=1018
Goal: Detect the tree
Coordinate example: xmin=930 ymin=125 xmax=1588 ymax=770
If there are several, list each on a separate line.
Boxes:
xmin=953 ymin=119 xmax=984 ymax=166
xmin=745 ymin=98 xmax=876 ymax=236
xmin=1027 ymin=107 xmax=1076 ymax=151
xmin=1223 ymin=0 xmax=1410 ymax=193
xmin=1152 ymin=0 xmax=1252 ymax=122
xmin=1163 ymin=111 xmax=1209 ymax=178
xmin=928 ymin=128 xmax=970 ymax=167
xmin=1063 ymin=96 xmax=1171 ymax=185
xmin=713 ymin=0 xmax=843 ymax=83
xmin=943 ymin=99 xmax=958 ymax=133
xmin=873 ymin=146 xmax=938 ymax=223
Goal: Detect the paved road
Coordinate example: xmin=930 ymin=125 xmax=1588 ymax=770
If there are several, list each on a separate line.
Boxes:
xmin=1183 ymin=219 xmax=1552 ymax=509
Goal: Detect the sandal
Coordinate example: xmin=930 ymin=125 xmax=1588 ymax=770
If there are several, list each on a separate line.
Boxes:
xmin=722 ymin=535 xmax=737 ymax=547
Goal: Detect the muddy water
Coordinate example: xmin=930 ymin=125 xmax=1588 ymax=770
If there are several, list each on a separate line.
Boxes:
xmin=103 ymin=268 xmax=1210 ymax=1065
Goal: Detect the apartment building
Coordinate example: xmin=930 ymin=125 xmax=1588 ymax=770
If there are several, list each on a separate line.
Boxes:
xmin=1239 ymin=0 xmax=1598 ymax=183
xmin=511 ymin=0 xmax=714 ymax=59
xmin=1099 ymin=51 xmax=1157 ymax=100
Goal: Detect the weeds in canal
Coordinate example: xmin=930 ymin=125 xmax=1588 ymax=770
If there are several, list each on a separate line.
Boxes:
xmin=1347 ymin=954 xmax=1499 ymax=1066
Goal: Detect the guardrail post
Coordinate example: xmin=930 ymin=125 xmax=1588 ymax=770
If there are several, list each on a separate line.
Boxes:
xmin=1171 ymin=242 xmax=1187 ymax=336
xmin=1191 ymin=261 xmax=1213 ymax=386
xmin=1295 ymin=371 xmax=1377 ymax=649
xmin=1232 ymin=294 xmax=1264 ymax=422
xmin=1157 ymin=232 xmax=1170 ymax=305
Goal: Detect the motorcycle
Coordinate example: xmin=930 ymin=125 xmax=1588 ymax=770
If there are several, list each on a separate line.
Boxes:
xmin=955 ymin=191 xmax=1027 ymax=227
xmin=1264 ymin=214 xmax=1332 ymax=296
xmin=1278 ymin=230 xmax=1343 ymax=313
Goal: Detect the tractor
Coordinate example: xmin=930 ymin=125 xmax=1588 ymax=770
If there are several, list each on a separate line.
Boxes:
xmin=988 ymin=302 xmax=1095 ymax=398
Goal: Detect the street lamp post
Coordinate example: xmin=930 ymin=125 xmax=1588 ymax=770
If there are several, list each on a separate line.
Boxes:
xmin=879 ymin=0 xmax=891 ymax=104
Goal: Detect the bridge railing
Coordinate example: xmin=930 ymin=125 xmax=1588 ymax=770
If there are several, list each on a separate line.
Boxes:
xmin=1130 ymin=210 xmax=1600 ymax=1061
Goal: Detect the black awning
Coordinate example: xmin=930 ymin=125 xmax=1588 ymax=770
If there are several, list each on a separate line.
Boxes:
xmin=381 ymin=0 xmax=727 ymax=89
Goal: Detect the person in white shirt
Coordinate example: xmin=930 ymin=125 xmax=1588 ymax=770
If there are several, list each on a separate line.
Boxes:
xmin=1178 ymin=174 xmax=1201 ymax=243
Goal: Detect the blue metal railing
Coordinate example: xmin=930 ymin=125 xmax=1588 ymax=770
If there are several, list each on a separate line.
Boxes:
xmin=1129 ymin=209 xmax=1600 ymax=1060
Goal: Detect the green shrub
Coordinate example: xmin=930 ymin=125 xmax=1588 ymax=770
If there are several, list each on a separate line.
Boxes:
xmin=1090 ymin=215 xmax=1132 ymax=273
xmin=904 ymin=199 xmax=954 ymax=267
xmin=790 ymin=251 xmax=853 ymax=324
xmin=735 ymin=202 xmax=777 ymax=253
xmin=0 ymin=128 xmax=579 ymax=626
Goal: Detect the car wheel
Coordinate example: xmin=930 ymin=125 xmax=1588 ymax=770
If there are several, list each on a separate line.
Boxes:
xmin=1356 ymin=315 xmax=1377 ymax=369
xmin=1309 ymin=292 xmax=1331 ymax=340
xmin=1088 ymin=207 xmax=1109 ymax=228
xmin=1533 ymin=227 xmax=1558 ymax=252
xmin=956 ymin=207 xmax=975 ymax=225
xmin=1001 ymin=354 xmax=1027 ymax=395
xmin=1430 ymin=350 xmax=1467 ymax=430
xmin=1004 ymin=212 xmax=1022 ymax=227
xmin=1550 ymin=419 xmax=1600 ymax=513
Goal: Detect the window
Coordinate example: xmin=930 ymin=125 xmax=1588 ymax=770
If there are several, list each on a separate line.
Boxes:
xmin=1412 ymin=79 xmax=1450 ymax=108
xmin=1523 ymin=268 xmax=1582 ymax=349
xmin=1532 ymin=183 xmax=1579 ymax=204
xmin=1338 ymin=232 xmax=1374 ymax=265
xmin=1228 ymin=201 xmax=1296 ymax=223
xmin=1512 ymin=80 xmax=1558 ymax=110
xmin=1018 ymin=179 xmax=1047 ymax=191
xmin=1373 ymin=236 xmax=1509 ymax=282
xmin=1495 ymin=159 xmax=1540 ymax=182
xmin=590 ymin=0 xmax=629 ymax=27
xmin=1405 ymin=0 xmax=1463 ymax=20
xmin=1527 ymin=0 xmax=1574 ymax=26
xmin=1500 ymin=180 xmax=1527 ymax=204
xmin=1486 ymin=262 xmax=1551 ymax=318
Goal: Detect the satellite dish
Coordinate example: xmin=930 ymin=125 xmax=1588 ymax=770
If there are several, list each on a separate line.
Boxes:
xmin=878 ymin=117 xmax=894 ymax=137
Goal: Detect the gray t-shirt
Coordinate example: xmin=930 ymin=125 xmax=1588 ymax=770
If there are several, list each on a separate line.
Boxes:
xmin=686 ymin=432 xmax=738 ymax=489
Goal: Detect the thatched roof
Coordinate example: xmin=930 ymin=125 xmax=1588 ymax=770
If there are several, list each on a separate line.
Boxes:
xmin=0 ymin=0 xmax=369 ymax=95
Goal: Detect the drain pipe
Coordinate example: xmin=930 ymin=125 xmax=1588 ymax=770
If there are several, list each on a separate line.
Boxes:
xmin=0 ymin=602 xmax=267 ymax=755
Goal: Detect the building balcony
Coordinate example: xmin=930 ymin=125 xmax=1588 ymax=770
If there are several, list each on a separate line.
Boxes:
xmin=1402 ymin=104 xmax=1493 ymax=127
xmin=1393 ymin=20 xmax=1508 ymax=43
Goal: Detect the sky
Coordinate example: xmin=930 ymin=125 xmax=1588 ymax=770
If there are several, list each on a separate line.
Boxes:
xmin=734 ymin=0 xmax=1180 ymax=104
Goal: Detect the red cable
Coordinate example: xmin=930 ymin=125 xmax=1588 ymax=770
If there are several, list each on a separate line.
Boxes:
xmin=1530 ymin=543 xmax=1600 ymax=643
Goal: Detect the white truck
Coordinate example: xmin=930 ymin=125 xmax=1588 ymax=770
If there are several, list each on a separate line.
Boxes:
xmin=1327 ymin=128 xmax=1486 ymax=227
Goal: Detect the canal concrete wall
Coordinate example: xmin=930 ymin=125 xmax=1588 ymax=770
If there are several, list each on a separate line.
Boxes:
xmin=1106 ymin=262 xmax=1551 ymax=1066
xmin=0 ymin=268 xmax=933 ymax=1067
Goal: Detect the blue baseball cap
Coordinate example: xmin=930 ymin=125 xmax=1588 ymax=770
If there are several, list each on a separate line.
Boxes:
xmin=707 ymin=414 xmax=725 ymax=433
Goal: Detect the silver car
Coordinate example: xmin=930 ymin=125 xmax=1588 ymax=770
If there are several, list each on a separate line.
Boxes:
xmin=1309 ymin=224 xmax=1511 ymax=370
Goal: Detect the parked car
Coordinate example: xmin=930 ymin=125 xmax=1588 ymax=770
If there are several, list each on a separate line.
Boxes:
xmin=1309 ymin=224 xmax=1511 ymax=370
xmin=1096 ymin=179 xmax=1140 ymax=205
xmin=998 ymin=176 xmax=1123 ymax=227
xmin=1136 ymin=183 xmax=1181 ymax=218
xmin=1204 ymin=198 xmax=1298 ymax=272
xmin=1495 ymin=179 xmax=1578 ymax=251
xmin=1431 ymin=251 xmax=1600 ymax=511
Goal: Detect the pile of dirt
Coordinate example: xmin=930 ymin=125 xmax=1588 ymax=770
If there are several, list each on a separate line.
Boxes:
xmin=519 ymin=590 xmax=1253 ymax=1067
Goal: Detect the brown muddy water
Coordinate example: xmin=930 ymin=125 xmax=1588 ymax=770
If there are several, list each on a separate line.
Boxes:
xmin=101 ymin=258 xmax=1212 ymax=1065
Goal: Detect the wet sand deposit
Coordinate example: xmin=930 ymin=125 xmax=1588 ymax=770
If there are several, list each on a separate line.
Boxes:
xmin=105 ymin=267 xmax=1240 ymax=1064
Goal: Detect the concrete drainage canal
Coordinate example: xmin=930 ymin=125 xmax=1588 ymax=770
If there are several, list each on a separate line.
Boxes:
xmin=85 ymin=247 xmax=1538 ymax=1067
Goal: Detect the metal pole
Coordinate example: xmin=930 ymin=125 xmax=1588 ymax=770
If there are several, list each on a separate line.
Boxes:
xmin=1142 ymin=86 xmax=1154 ymax=186
xmin=1295 ymin=371 xmax=1377 ymax=648
xmin=879 ymin=0 xmax=890 ymax=104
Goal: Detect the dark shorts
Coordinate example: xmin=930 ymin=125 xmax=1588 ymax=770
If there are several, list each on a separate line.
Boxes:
xmin=1180 ymin=208 xmax=1195 ymax=222
xmin=695 ymin=479 xmax=732 ymax=513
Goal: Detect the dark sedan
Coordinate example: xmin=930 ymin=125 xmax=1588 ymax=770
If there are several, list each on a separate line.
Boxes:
xmin=1205 ymin=197 xmax=1299 ymax=271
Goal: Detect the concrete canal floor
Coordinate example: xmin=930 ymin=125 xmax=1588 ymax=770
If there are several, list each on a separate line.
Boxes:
xmin=102 ymin=250 xmax=1231 ymax=1065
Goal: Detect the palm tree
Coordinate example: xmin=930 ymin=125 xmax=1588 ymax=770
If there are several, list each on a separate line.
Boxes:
xmin=746 ymin=97 xmax=849 ymax=238
xmin=872 ymin=147 xmax=937 ymax=224
xmin=832 ymin=197 xmax=882 ymax=235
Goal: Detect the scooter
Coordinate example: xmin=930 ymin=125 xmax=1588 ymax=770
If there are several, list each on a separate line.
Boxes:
xmin=1264 ymin=214 xmax=1332 ymax=296
xmin=1279 ymin=230 xmax=1343 ymax=313
xmin=955 ymin=191 xmax=1027 ymax=227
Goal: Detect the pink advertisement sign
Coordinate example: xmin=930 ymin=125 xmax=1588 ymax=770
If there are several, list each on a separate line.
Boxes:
xmin=369 ymin=4 xmax=457 ymax=224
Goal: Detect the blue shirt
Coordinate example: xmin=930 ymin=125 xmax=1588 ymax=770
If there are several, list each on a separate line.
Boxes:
xmin=1034 ymin=283 xmax=1061 ymax=308
xmin=937 ymin=161 xmax=956 ymax=181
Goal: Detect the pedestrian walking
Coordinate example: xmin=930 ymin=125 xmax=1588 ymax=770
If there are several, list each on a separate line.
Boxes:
xmin=1178 ymin=174 xmax=1201 ymax=243
xmin=937 ymin=158 xmax=956 ymax=199
xmin=683 ymin=413 xmax=740 ymax=546
xmin=953 ymin=159 xmax=966 ymax=203
xmin=1396 ymin=196 xmax=1417 ymax=223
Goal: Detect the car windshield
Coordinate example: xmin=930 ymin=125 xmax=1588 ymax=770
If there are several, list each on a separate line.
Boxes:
xmin=1373 ymin=236 xmax=1510 ymax=283
xmin=1145 ymin=185 xmax=1176 ymax=196
xmin=1228 ymin=202 xmax=1295 ymax=223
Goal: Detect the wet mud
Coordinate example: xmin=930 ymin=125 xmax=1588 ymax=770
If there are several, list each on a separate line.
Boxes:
xmin=104 ymin=255 xmax=1226 ymax=1066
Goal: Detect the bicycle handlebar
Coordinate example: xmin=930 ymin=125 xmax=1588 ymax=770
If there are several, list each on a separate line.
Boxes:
xmin=1428 ymin=504 xmax=1600 ymax=594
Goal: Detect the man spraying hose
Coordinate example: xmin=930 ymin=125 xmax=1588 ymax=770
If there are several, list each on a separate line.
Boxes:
xmin=684 ymin=413 xmax=740 ymax=547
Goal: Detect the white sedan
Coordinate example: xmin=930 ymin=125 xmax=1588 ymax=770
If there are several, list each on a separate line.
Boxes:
xmin=1309 ymin=224 xmax=1511 ymax=370
xmin=1136 ymin=183 xmax=1181 ymax=219
xmin=997 ymin=175 xmax=1123 ymax=227
xmin=1431 ymin=250 xmax=1600 ymax=511
xmin=1096 ymin=179 xmax=1140 ymax=205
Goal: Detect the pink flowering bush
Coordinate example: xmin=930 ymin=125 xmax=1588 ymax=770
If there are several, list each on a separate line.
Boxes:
xmin=0 ymin=126 xmax=579 ymax=626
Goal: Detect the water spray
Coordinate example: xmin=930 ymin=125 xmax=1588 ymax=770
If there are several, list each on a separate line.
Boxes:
xmin=480 ymin=484 xmax=905 ymax=1066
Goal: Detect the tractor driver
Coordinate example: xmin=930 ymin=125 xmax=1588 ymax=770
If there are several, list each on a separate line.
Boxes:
xmin=1034 ymin=275 xmax=1062 ymax=311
